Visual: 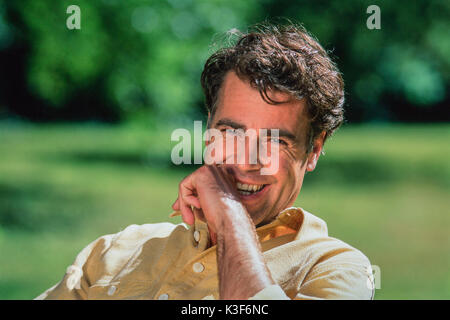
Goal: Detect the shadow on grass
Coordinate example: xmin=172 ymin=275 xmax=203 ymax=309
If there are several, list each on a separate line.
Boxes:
xmin=0 ymin=182 xmax=94 ymax=233
xmin=302 ymin=155 xmax=448 ymax=188
xmin=48 ymin=150 xmax=448 ymax=186
xmin=306 ymin=156 xmax=399 ymax=185
xmin=49 ymin=150 xmax=202 ymax=172
xmin=0 ymin=278 xmax=40 ymax=300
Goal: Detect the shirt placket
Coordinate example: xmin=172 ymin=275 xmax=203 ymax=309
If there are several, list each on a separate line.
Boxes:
xmin=155 ymin=219 xmax=216 ymax=300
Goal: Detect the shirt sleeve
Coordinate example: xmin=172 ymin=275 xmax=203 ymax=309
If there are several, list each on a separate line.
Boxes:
xmin=250 ymin=249 xmax=374 ymax=300
xmin=34 ymin=235 xmax=110 ymax=300
xmin=34 ymin=222 xmax=177 ymax=300
xmin=295 ymin=250 xmax=375 ymax=300
xmin=249 ymin=285 xmax=290 ymax=300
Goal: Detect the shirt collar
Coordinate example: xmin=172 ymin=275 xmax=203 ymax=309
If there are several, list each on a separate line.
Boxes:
xmin=191 ymin=207 xmax=305 ymax=248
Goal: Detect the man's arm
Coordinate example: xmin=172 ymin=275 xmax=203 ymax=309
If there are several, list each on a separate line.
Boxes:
xmin=173 ymin=165 xmax=279 ymax=300
xmin=215 ymin=198 xmax=275 ymax=299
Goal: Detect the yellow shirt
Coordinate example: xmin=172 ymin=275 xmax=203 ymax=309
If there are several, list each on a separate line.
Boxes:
xmin=35 ymin=207 xmax=374 ymax=300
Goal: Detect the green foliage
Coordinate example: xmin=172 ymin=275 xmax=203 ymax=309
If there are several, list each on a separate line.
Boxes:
xmin=1 ymin=0 xmax=448 ymax=122
xmin=1 ymin=0 xmax=260 ymax=121
xmin=266 ymin=0 xmax=449 ymax=119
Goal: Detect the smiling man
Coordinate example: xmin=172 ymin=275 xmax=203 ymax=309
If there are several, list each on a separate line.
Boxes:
xmin=36 ymin=22 xmax=374 ymax=300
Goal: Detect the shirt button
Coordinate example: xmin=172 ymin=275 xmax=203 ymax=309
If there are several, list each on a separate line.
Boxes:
xmin=158 ymin=293 xmax=169 ymax=300
xmin=193 ymin=230 xmax=200 ymax=242
xmin=193 ymin=262 xmax=204 ymax=273
xmin=107 ymin=285 xmax=117 ymax=296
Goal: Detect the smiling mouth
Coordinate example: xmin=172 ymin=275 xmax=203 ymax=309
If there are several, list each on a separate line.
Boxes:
xmin=236 ymin=182 xmax=267 ymax=196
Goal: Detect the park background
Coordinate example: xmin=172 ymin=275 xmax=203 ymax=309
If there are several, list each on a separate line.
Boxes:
xmin=0 ymin=0 xmax=448 ymax=299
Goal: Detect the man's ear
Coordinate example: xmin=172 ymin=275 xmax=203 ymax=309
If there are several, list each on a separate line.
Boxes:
xmin=306 ymin=131 xmax=326 ymax=172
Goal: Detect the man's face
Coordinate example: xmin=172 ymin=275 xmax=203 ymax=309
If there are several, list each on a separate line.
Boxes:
xmin=209 ymin=71 xmax=324 ymax=226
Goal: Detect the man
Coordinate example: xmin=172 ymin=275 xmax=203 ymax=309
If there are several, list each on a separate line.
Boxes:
xmin=36 ymin=22 xmax=374 ymax=300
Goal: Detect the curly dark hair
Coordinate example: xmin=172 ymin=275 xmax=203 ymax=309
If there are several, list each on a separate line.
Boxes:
xmin=201 ymin=22 xmax=345 ymax=151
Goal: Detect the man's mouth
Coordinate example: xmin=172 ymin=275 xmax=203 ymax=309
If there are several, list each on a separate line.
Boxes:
xmin=236 ymin=182 xmax=267 ymax=196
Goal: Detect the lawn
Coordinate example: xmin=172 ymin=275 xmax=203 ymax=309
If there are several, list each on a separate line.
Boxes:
xmin=0 ymin=122 xmax=449 ymax=299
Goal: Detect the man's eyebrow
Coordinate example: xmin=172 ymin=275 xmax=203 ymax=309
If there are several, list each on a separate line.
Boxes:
xmin=274 ymin=129 xmax=297 ymax=142
xmin=214 ymin=118 xmax=298 ymax=142
xmin=214 ymin=118 xmax=246 ymax=130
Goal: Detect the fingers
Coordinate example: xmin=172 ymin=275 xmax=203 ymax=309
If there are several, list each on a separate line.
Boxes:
xmin=172 ymin=164 xmax=236 ymax=227
xmin=205 ymin=164 xmax=238 ymax=197
xmin=192 ymin=207 xmax=206 ymax=224
xmin=180 ymin=200 xmax=195 ymax=225
xmin=172 ymin=198 xmax=180 ymax=211
xmin=181 ymin=193 xmax=201 ymax=210
xmin=172 ymin=196 xmax=200 ymax=212
xmin=177 ymin=175 xmax=202 ymax=226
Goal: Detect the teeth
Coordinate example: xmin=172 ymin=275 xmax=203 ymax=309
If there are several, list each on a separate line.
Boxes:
xmin=236 ymin=182 xmax=264 ymax=193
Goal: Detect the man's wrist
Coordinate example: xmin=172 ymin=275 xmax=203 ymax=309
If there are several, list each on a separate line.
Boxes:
xmin=214 ymin=196 xmax=251 ymax=234
xmin=215 ymin=197 xmax=275 ymax=299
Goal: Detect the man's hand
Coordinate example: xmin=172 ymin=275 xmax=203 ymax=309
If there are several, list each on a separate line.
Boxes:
xmin=172 ymin=165 xmax=275 ymax=299
xmin=171 ymin=165 xmax=238 ymax=239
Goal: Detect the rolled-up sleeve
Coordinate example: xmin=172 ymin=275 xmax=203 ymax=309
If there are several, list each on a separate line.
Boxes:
xmin=34 ymin=235 xmax=110 ymax=300
xmin=249 ymin=285 xmax=290 ymax=300
xmin=295 ymin=250 xmax=375 ymax=300
xmin=250 ymin=249 xmax=374 ymax=300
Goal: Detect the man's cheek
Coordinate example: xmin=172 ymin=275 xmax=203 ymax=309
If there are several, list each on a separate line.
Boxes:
xmin=260 ymin=144 xmax=280 ymax=175
xmin=279 ymin=158 xmax=303 ymax=192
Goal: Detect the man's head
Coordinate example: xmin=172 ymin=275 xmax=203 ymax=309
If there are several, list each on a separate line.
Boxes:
xmin=201 ymin=22 xmax=345 ymax=226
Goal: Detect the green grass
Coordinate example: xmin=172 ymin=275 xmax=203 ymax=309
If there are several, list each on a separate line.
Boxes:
xmin=0 ymin=122 xmax=449 ymax=299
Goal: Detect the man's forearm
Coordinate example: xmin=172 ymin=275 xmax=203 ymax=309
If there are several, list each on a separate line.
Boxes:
xmin=216 ymin=203 xmax=275 ymax=299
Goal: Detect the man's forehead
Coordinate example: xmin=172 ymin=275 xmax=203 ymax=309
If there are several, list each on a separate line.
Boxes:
xmin=218 ymin=72 xmax=296 ymax=105
xmin=211 ymin=72 xmax=310 ymax=140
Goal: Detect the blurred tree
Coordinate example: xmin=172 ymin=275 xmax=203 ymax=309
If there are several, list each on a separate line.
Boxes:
xmin=0 ymin=0 xmax=260 ymax=124
xmin=0 ymin=0 xmax=448 ymax=124
xmin=260 ymin=0 xmax=449 ymax=122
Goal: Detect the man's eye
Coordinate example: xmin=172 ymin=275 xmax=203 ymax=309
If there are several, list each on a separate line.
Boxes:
xmin=270 ymin=137 xmax=287 ymax=145
xmin=223 ymin=128 xmax=240 ymax=135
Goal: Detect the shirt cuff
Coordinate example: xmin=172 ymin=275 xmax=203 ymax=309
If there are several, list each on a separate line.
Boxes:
xmin=249 ymin=285 xmax=290 ymax=300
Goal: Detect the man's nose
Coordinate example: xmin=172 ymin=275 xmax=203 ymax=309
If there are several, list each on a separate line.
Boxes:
xmin=234 ymin=133 xmax=263 ymax=172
